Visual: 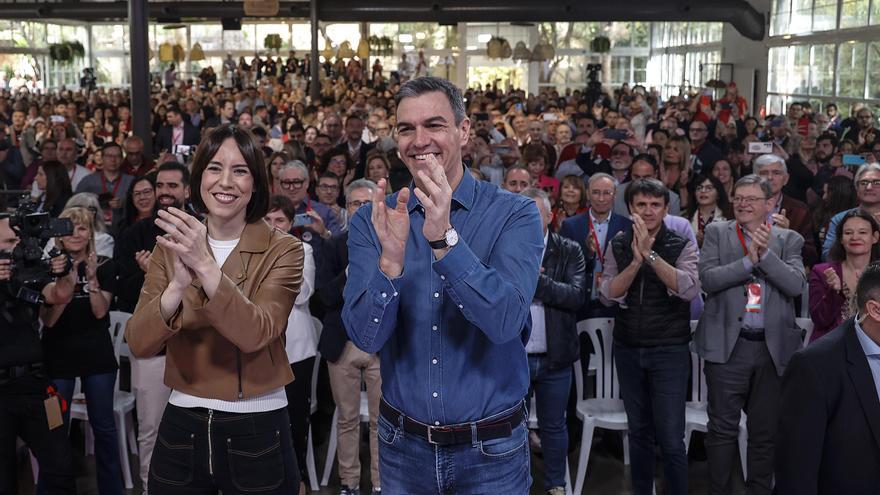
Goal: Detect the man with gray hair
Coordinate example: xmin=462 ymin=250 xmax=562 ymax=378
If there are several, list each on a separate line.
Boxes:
xmin=753 ymin=153 xmax=817 ymax=267
xmin=276 ymin=160 xmax=342 ymax=243
xmin=316 ymin=178 xmax=383 ymax=495
xmin=696 ymin=174 xmax=806 ymax=495
xmin=822 ymin=162 xmax=880 ymax=259
xmin=521 ymin=187 xmax=587 ymax=495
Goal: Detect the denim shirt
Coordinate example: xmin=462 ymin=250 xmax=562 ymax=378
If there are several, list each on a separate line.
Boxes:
xmin=343 ymin=169 xmax=544 ymax=425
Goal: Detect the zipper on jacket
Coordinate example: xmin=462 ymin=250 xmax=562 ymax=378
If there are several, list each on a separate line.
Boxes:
xmin=207 ymin=409 xmax=214 ymax=476
xmin=236 ymin=349 xmax=243 ymax=399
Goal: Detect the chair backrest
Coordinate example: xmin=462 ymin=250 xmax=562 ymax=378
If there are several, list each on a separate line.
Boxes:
xmin=310 ymin=351 xmax=321 ymax=407
xmin=688 ymin=320 xmax=708 ymax=402
xmin=312 ymin=316 xmax=323 ymax=341
xmin=577 ymin=318 xmax=619 ymax=399
xmin=108 ymin=311 xmax=132 ymax=393
xmin=796 ymin=317 xmax=814 ymax=347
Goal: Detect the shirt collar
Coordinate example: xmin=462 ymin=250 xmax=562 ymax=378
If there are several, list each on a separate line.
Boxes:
xmin=589 ymin=209 xmax=611 ymax=225
xmin=407 ymin=164 xmax=476 ymax=213
xmin=855 ymin=316 xmax=880 ymax=358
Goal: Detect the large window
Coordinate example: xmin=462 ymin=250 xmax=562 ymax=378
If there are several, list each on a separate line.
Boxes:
xmin=838 ymin=41 xmax=867 ymax=98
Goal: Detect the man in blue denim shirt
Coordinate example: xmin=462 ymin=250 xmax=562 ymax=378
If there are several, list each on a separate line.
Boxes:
xmin=343 ymin=77 xmax=544 ymax=494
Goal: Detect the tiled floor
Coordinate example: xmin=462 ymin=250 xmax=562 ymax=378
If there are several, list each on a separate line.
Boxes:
xmin=16 ymin=412 xmax=744 ymax=494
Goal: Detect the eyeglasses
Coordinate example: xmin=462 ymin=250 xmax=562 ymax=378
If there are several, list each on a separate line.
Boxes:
xmin=317 ymin=183 xmax=340 ymax=191
xmin=132 ymin=189 xmax=154 ymax=198
xmin=347 ymin=200 xmax=370 ymax=209
xmin=732 ymin=196 xmax=767 ymax=205
xmin=329 ymin=157 xmax=347 ymax=165
xmin=695 ymin=185 xmax=716 ymax=192
xmin=858 ymin=179 xmax=880 ymax=188
xmin=280 ymin=178 xmax=307 ymax=189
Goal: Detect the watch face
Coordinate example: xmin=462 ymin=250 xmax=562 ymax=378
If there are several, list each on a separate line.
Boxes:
xmin=445 ymin=228 xmax=459 ymax=246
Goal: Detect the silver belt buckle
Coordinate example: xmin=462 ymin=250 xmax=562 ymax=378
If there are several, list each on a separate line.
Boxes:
xmin=427 ymin=426 xmax=439 ymax=445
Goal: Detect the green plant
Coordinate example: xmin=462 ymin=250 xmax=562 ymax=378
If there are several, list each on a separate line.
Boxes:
xmin=590 ymin=36 xmax=611 ymax=53
xmin=49 ymin=41 xmax=85 ymax=64
xmin=264 ymin=33 xmax=283 ymax=52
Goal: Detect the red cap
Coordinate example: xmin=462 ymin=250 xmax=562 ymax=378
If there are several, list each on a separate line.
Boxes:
xmin=593 ymin=142 xmax=612 ymax=160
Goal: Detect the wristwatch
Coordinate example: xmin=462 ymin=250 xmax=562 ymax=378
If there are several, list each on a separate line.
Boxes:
xmin=646 ymin=251 xmax=659 ymax=265
xmin=428 ymin=228 xmax=459 ymax=249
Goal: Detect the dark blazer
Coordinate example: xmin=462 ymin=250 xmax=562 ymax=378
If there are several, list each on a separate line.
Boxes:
xmin=780 ymin=193 xmax=818 ymax=267
xmin=154 ymin=122 xmax=201 ymax=155
xmin=534 ymin=232 xmax=587 ymax=369
xmin=315 ymin=231 xmax=349 ymax=363
xmin=559 ymin=210 xmax=631 ymax=319
xmin=776 ymin=319 xmax=880 ymax=494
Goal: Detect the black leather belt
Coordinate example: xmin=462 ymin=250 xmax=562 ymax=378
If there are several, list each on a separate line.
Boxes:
xmin=739 ymin=328 xmax=766 ymax=341
xmin=0 ymin=363 xmax=43 ymax=379
xmin=379 ymin=398 xmax=525 ymax=446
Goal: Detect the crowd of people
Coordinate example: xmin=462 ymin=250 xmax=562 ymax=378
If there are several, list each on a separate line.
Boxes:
xmin=0 ymin=62 xmax=879 ymax=495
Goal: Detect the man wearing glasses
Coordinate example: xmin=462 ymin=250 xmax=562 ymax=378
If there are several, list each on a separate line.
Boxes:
xmin=695 ymin=174 xmax=806 ymax=495
xmin=689 ymin=120 xmax=723 ymax=175
xmin=276 ymin=160 xmax=342 ymax=243
xmin=822 ymin=162 xmax=880 ymax=260
xmin=315 ymin=179 xmax=384 ymax=495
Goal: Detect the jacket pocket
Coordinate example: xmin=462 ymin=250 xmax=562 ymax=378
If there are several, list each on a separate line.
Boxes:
xmin=226 ymin=429 xmax=285 ymax=492
xmin=151 ymin=421 xmax=195 ymax=487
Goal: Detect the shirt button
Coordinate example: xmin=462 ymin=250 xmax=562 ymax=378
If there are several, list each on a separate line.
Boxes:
xmin=373 ymin=318 xmax=379 ymax=323
xmin=432 ymin=325 xmax=438 ymax=331
xmin=432 ymin=358 xmax=438 ymax=364
xmin=432 ymin=392 xmax=438 ymax=398
xmin=434 ymin=421 xmax=440 ymax=426
xmin=440 ymin=275 xmax=445 ymax=280
xmin=381 ymin=292 xmax=387 ymax=298
xmin=393 ymin=292 xmax=398 ymax=297
xmin=458 ymin=304 xmax=463 ymax=309
xmin=434 ymin=292 xmax=439 ymax=298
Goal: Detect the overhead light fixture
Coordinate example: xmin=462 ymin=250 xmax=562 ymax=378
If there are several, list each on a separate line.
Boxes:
xmin=466 ymin=45 xmax=477 ymax=51
xmin=415 ymin=32 xmax=426 ymax=40
xmin=404 ymin=45 xmax=416 ymax=51
xmin=399 ymin=34 xmax=413 ymax=43
xmin=782 ymin=35 xmax=792 ymax=39
xmin=477 ymin=34 xmax=492 ymax=43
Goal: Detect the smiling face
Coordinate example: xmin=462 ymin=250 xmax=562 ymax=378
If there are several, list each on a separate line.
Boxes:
xmin=60 ymin=222 xmax=91 ymax=256
xmin=841 ymin=216 xmax=879 ymax=257
xmin=326 ymin=154 xmax=347 ymax=177
xmin=367 ymin=157 xmax=389 ymax=182
xmin=200 ymin=138 xmax=254 ymax=224
xmin=315 ymin=176 xmax=340 ymax=205
xmin=732 ymin=183 xmax=771 ymax=226
xmin=395 ymin=90 xmax=470 ymax=190
xmin=555 ymin=125 xmax=572 ymax=145
xmin=131 ymin=178 xmax=156 ymax=215
xmin=712 ymin=160 xmax=733 ymax=185
xmin=695 ymin=179 xmax=719 ymax=207
xmin=629 ymin=192 xmax=668 ymax=232
xmin=155 ymin=169 xmax=189 ymax=210
xmin=588 ymin=177 xmax=615 ymax=214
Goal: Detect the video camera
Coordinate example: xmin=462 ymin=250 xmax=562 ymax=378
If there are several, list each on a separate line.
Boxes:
xmin=0 ymin=192 xmax=73 ymax=304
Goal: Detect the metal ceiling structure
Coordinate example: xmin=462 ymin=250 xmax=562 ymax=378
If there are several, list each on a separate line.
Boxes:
xmin=1 ymin=0 xmax=765 ymax=40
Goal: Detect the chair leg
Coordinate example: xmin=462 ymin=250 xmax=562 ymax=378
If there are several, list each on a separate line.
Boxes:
xmin=306 ymin=424 xmax=319 ymax=492
xmin=565 ymin=457 xmax=572 ymax=495
xmin=29 ymin=450 xmax=39 ymax=483
xmin=737 ymin=423 xmax=748 ymax=481
xmin=115 ymin=412 xmax=133 ymax=490
xmin=126 ymin=411 xmax=138 ymax=455
xmin=623 ymin=431 xmax=631 ymax=466
xmin=84 ymin=422 xmax=94 ymax=456
xmin=320 ymin=407 xmax=339 ymax=487
xmin=683 ymin=425 xmax=693 ymax=454
xmin=573 ymin=421 xmax=595 ymax=495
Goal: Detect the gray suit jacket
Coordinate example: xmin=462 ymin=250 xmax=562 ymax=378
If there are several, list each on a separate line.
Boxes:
xmin=694 ymin=220 xmax=806 ymax=376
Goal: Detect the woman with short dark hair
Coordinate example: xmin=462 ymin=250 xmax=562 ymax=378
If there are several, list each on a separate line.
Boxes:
xmin=126 ymin=124 xmax=305 ymax=493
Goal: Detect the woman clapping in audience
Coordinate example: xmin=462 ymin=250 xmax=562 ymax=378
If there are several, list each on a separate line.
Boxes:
xmin=810 ymin=209 xmax=880 ymax=342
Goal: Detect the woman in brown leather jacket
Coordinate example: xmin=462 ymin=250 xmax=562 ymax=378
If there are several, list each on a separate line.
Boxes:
xmin=126 ymin=124 xmax=305 ymax=494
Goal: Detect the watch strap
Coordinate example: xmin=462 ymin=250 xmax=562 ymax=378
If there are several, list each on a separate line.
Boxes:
xmin=428 ymin=237 xmax=448 ymax=249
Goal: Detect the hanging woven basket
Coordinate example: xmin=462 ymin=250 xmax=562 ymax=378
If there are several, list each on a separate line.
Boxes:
xmin=172 ymin=44 xmax=186 ymax=63
xmin=190 ymin=42 xmax=205 ymax=61
xmin=158 ymin=42 xmax=174 ymax=62
xmin=512 ymin=41 xmax=531 ymax=61
xmin=486 ymin=37 xmax=507 ymax=58
xmin=337 ymin=40 xmax=355 ymax=59
xmin=321 ymin=38 xmax=334 ymax=60
xmin=356 ymin=38 xmax=370 ymax=59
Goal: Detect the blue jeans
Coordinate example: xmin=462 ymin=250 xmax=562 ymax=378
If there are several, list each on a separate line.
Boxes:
xmin=614 ymin=343 xmax=689 ymax=495
xmin=527 ymin=354 xmax=570 ymax=490
xmin=53 ymin=372 xmax=123 ymax=495
xmin=378 ymin=401 xmax=531 ymax=494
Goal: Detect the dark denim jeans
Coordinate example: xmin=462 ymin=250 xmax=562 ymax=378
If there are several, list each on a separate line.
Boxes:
xmin=148 ymin=404 xmax=300 ymax=494
xmin=614 ymin=343 xmax=689 ymax=495
xmin=54 ymin=372 xmax=123 ymax=495
xmin=377 ymin=401 xmax=531 ymax=494
xmin=528 ymin=354 xmax=571 ymax=491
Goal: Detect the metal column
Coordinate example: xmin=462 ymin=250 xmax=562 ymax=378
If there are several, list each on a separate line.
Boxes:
xmin=309 ymin=0 xmax=320 ymax=103
xmin=129 ymin=0 xmax=153 ymax=155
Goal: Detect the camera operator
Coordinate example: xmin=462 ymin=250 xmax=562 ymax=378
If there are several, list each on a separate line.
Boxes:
xmin=0 ymin=213 xmax=78 ymax=494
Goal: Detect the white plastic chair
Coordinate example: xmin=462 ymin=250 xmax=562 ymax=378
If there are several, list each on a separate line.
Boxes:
xmin=683 ymin=350 xmax=748 ymax=480
xmin=71 ymin=311 xmax=138 ymax=489
xmin=796 ymin=317 xmax=814 ymax=347
xmin=572 ymin=318 xmax=630 ymax=495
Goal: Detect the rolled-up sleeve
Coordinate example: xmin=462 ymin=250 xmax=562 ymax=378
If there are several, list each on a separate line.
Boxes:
xmin=668 ymin=240 xmax=701 ymax=301
xmin=598 ymin=244 xmax=625 ymax=306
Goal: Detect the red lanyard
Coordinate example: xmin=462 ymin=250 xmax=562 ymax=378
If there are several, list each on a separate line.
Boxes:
xmin=99 ymin=173 xmax=122 ymax=197
xmin=588 ymin=211 xmax=602 ymax=261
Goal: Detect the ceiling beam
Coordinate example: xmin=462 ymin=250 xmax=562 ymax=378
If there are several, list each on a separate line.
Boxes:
xmin=0 ymin=0 xmax=765 ymax=40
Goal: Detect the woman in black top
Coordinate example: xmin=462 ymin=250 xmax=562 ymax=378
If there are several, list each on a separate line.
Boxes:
xmin=41 ymin=206 xmax=122 ymax=495
xmin=33 ymin=160 xmax=72 ymax=218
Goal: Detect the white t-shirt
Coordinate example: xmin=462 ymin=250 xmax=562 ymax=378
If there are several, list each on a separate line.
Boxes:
xmin=168 ymin=235 xmax=288 ymax=413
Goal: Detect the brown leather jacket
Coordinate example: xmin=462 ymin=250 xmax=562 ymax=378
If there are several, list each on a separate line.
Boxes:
xmin=125 ymin=220 xmax=304 ymax=401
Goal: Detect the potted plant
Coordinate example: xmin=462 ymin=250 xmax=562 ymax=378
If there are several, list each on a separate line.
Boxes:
xmin=264 ymin=33 xmax=283 ymax=53
xmin=590 ymin=36 xmax=612 ymax=53
xmin=49 ymin=41 xmax=85 ymax=64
